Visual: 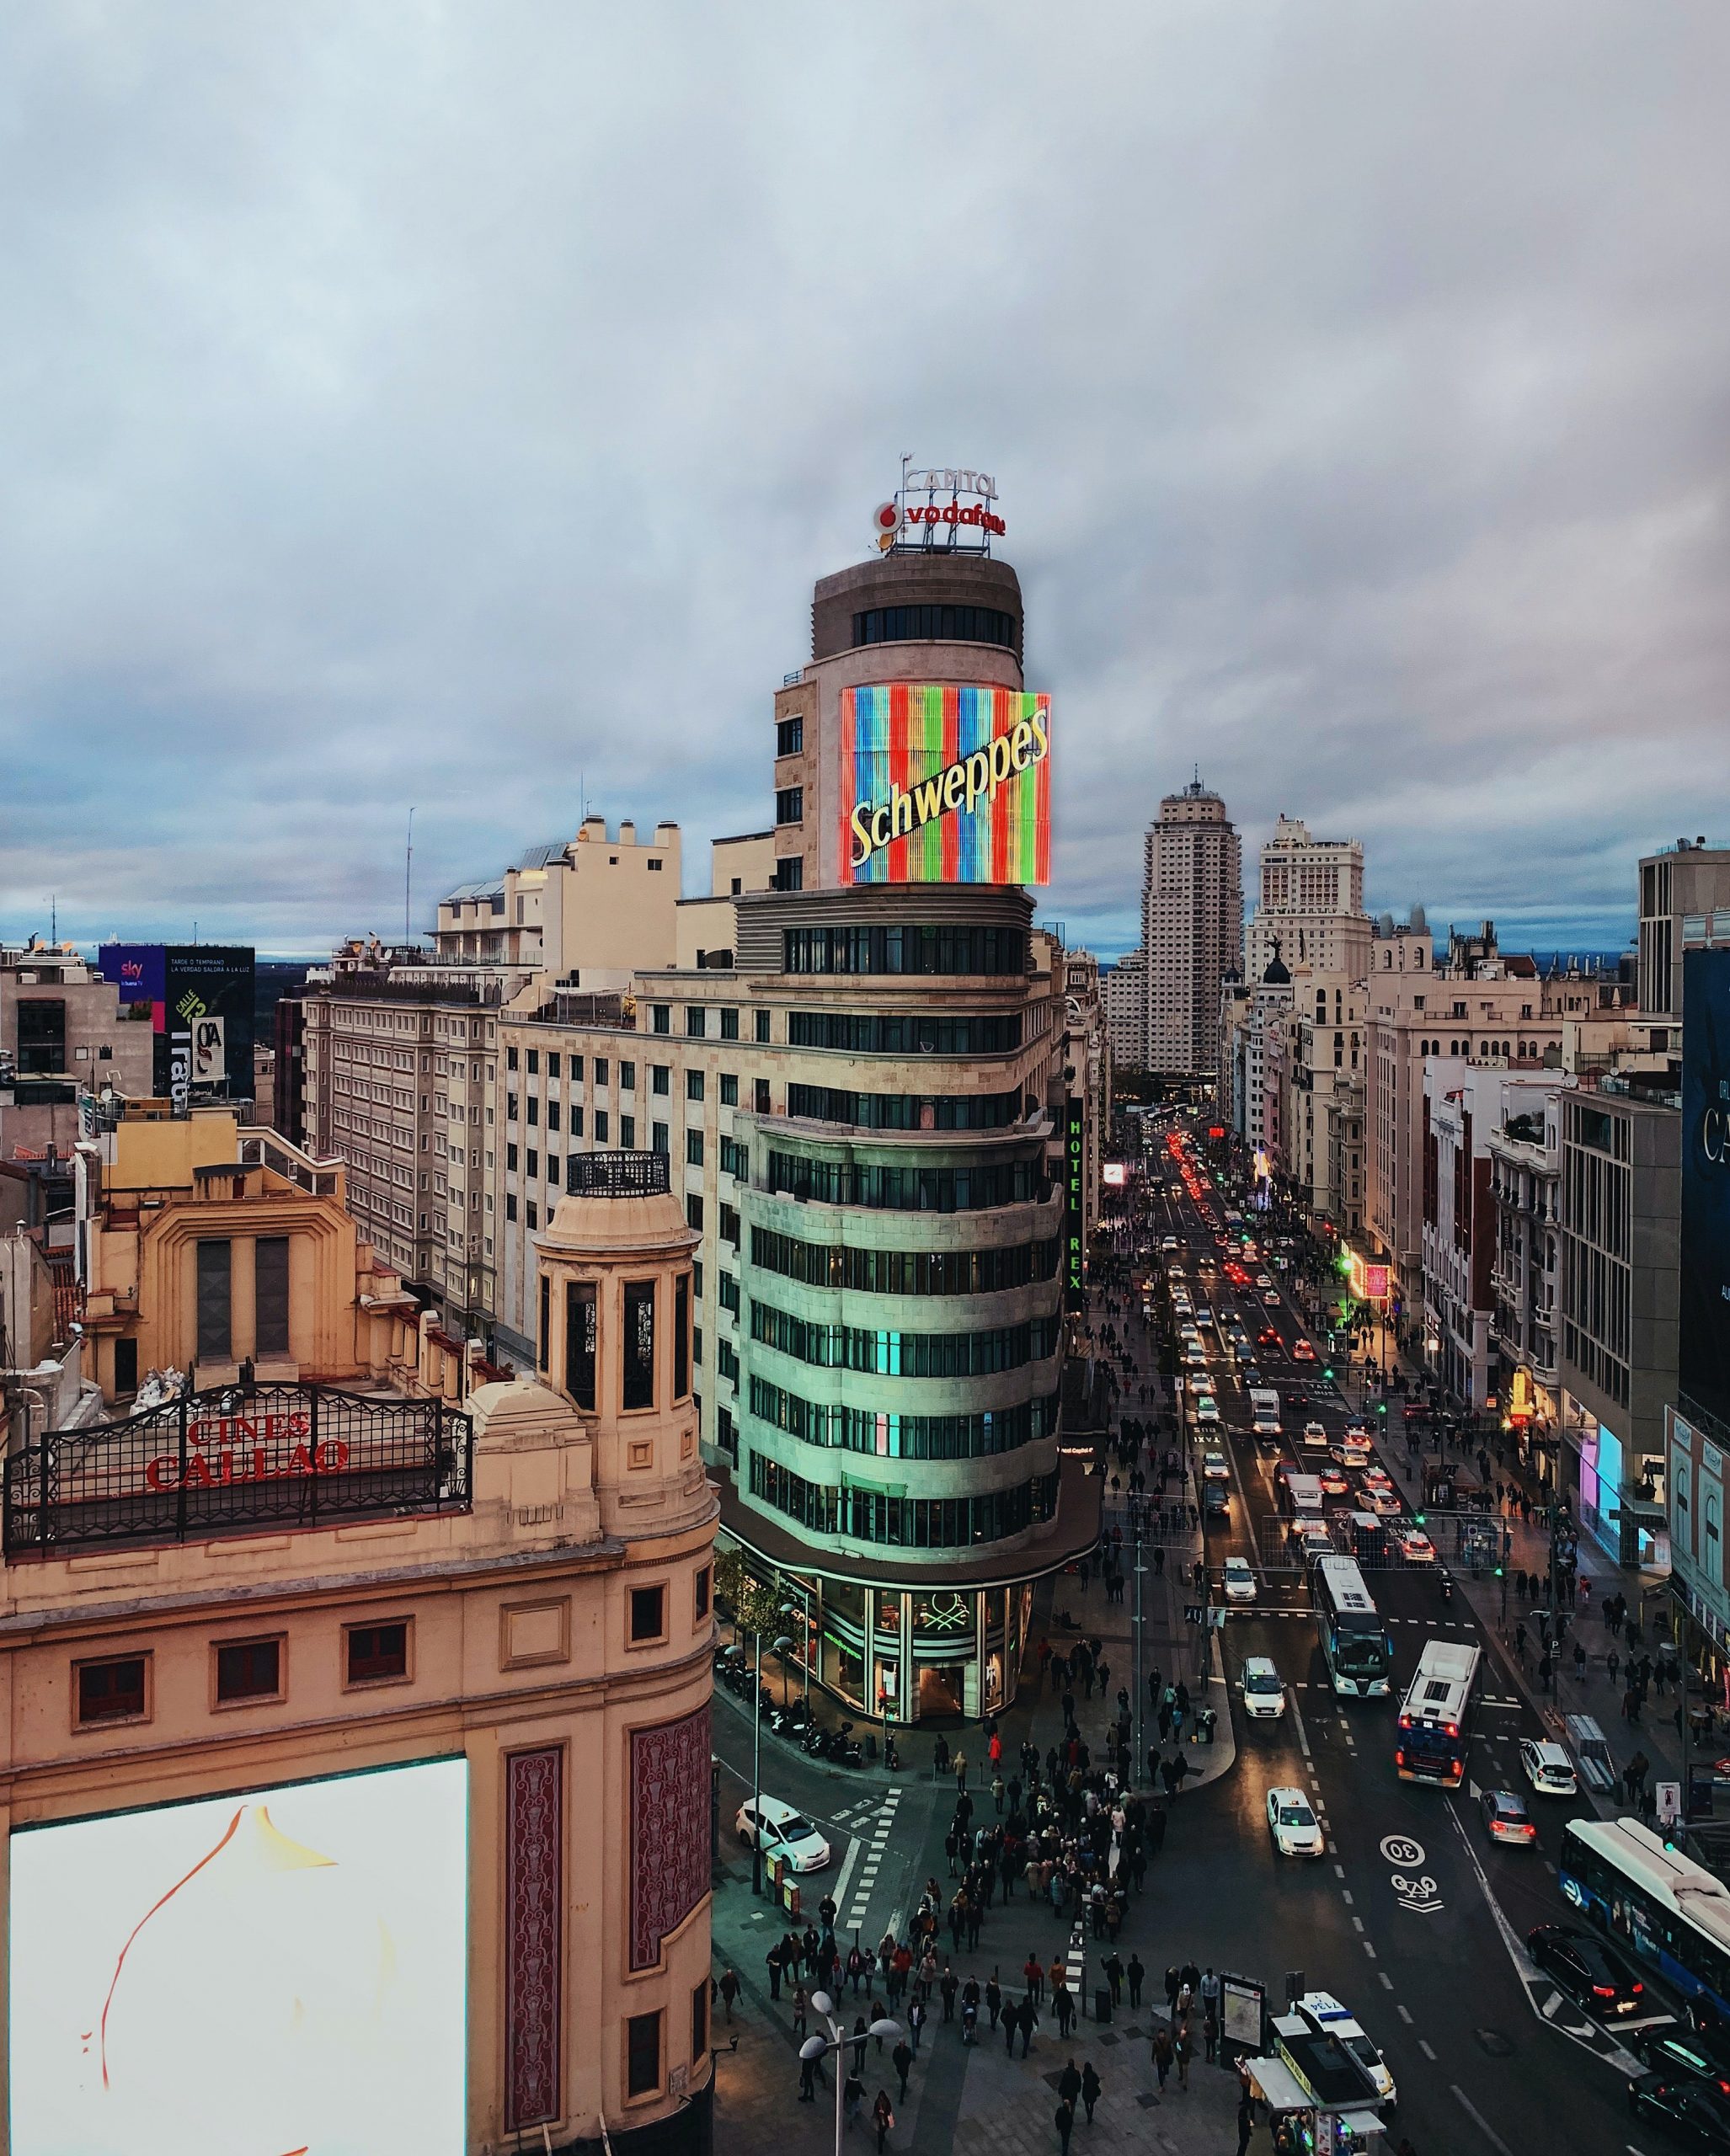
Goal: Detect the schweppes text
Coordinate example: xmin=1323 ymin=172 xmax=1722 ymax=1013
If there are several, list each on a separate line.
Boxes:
xmin=849 ymin=707 xmax=1049 ymax=869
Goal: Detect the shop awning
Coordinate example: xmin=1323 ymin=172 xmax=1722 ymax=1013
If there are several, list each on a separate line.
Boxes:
xmin=1245 ymin=2057 xmax=1311 ymax=2111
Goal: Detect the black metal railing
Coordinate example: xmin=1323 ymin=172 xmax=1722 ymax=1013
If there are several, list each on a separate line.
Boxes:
xmin=3 ymin=1382 xmax=472 ymax=1556
xmin=567 ymin=1150 xmax=670 ymax=1199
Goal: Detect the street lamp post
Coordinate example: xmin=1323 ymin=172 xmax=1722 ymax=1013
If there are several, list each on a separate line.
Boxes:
xmin=800 ymin=1993 xmax=900 ymax=2156
xmin=729 ymin=1631 xmax=794 ymax=1898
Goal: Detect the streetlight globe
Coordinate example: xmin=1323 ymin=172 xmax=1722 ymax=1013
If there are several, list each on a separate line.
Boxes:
xmin=774 ymin=1634 xmax=794 ymax=1653
xmin=868 ymin=2018 xmax=902 ymax=2041
xmin=810 ymin=1989 xmax=836 ymax=2018
xmin=798 ymin=2035 xmax=830 ymax=2062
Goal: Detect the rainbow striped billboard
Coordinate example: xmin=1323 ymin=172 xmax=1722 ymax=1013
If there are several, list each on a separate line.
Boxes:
xmin=840 ymin=684 xmax=1052 ymax=885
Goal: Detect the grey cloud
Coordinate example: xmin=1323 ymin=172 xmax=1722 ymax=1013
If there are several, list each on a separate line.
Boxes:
xmin=1 ymin=3 xmax=1727 ymax=955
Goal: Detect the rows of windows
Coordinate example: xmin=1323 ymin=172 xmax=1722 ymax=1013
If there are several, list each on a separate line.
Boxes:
xmin=787 ymin=1009 xmax=1023 ymax=1055
xmin=750 ymin=1226 xmax=1059 ymax=1297
xmin=747 ymin=1451 xmax=1058 ymax=1546
xmin=747 ymin=1375 xmax=1060 ymax=1460
xmin=749 ymin=1299 xmax=1059 ymax=1376
xmin=76 ymin=1622 xmax=409 ymax=1727
xmin=782 ymin=924 xmax=1026 ymax=978
xmin=785 ymin=1083 xmax=1027 ymax=1132
xmin=766 ymin=1151 xmax=1049 ymax=1212
xmin=851 ymin=603 xmax=1017 ymax=651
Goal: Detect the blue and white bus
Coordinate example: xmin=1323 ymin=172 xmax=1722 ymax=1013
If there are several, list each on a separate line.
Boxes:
xmin=1561 ymin=1817 xmax=1730 ymax=2025
xmin=1395 ymin=1640 xmax=1480 ymax=1785
xmin=1311 ymin=1556 xmax=1393 ymax=1698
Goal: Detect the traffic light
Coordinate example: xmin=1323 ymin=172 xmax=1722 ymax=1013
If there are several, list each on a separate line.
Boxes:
xmin=1414 ymin=1513 xmax=1426 ymax=1527
xmin=1376 ymin=1401 xmax=1387 ymax=1416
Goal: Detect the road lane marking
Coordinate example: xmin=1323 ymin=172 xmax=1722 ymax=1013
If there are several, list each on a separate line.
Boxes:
xmin=1352 ymin=1916 xmax=1364 ymax=1932
xmin=1379 ymin=1972 xmax=1395 ymax=1990
xmin=1333 ymin=1864 xmax=1346 ymax=1879
xmin=1452 ymin=2085 xmax=1516 ymax=2156
xmin=1396 ymin=2004 xmax=1412 ymax=2022
xmin=831 ymin=1834 xmax=862 ymax=1913
xmin=1363 ymin=1942 xmax=1377 ymax=1958
xmin=1419 ymin=2039 xmax=1438 ymax=2059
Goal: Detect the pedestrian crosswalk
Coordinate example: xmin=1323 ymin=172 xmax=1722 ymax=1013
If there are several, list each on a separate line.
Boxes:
xmin=846 ymin=1787 xmax=904 ymax=1933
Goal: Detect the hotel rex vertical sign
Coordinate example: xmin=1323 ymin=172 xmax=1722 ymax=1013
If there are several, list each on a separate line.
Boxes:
xmin=1065 ymin=1098 xmax=1087 ymax=1310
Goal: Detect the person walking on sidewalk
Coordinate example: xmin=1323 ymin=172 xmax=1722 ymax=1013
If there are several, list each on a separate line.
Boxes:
xmin=1128 ymin=1951 xmax=1145 ymax=2008
xmin=873 ymin=2089 xmax=894 ymax=2153
xmin=718 ymin=1967 xmax=740 ymax=2023
xmin=793 ymin=1985 xmax=809 ymax=2040
xmin=1151 ymin=2025 xmax=1173 ymax=2092
xmin=1059 ymin=2060 xmax=1082 ymax=2114
xmin=891 ymin=2037 xmax=913 ymax=2102
xmin=1175 ymin=2020 xmax=1193 ymax=2091
xmin=1055 ymin=2097 xmax=1076 ymax=2156
xmin=1081 ymin=2061 xmax=1102 ymax=2122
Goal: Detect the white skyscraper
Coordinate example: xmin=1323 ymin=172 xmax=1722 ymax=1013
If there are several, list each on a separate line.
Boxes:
xmin=1245 ymin=815 xmax=1372 ymax=979
xmin=1141 ymin=776 xmax=1242 ymax=1075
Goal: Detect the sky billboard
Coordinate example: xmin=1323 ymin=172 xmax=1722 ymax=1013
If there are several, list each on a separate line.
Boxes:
xmin=9 ymin=1756 xmax=468 ymax=2156
xmin=841 ymin=683 xmax=1051 ymax=885
xmin=1681 ymin=947 xmax=1730 ymax=1436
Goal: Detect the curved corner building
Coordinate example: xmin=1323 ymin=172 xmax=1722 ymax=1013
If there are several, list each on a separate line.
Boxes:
xmin=713 ymin=526 xmax=1097 ymax=1724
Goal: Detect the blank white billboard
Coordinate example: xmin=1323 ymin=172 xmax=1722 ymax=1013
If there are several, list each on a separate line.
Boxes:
xmin=9 ymin=1755 xmax=468 ymax=2156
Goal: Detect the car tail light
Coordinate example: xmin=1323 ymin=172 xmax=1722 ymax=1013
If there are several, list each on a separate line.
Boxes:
xmin=1445 ymin=1723 xmax=1460 ymax=1737
xmin=1632 ymin=1983 xmax=1643 ymax=1993
xmin=1593 ymin=1984 xmax=1615 ymax=1999
xmin=1395 ymin=1749 xmax=1406 ymax=1766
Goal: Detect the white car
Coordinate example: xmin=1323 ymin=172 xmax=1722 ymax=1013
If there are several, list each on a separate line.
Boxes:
xmin=1203 ymin=1449 xmax=1231 ymax=1481
xmin=734 ymin=1797 xmax=832 ymax=1872
xmin=1360 ymin=1487 xmax=1402 ymax=1518
xmin=1257 ymin=1273 xmax=1274 ymax=1289
xmin=1303 ymin=1420 xmax=1329 ymax=1446
xmin=1294 ymin=1993 xmax=1396 ymax=2105
xmin=1519 ymin=1738 xmax=1578 ymax=1797
xmin=1241 ymin=1656 xmax=1287 ymax=1719
xmin=1267 ymin=1786 xmax=1324 ymax=1856
xmin=1223 ymin=1556 xmax=1257 ymax=1602
xmin=1195 ymin=1396 xmax=1222 ymax=1426
xmin=1397 ymin=1528 xmax=1437 ymax=1564
xmin=1161 ymin=1235 xmax=1178 ymax=1251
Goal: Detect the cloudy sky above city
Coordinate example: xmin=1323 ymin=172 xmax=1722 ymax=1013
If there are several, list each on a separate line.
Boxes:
xmin=3 ymin=3 xmax=1727 ymax=961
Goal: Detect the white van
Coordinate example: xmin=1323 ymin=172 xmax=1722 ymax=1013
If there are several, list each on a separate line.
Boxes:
xmin=1248 ymin=1388 xmax=1283 ymax=1438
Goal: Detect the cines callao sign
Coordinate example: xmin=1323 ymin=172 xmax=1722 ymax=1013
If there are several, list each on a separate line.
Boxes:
xmin=840 ymin=683 xmax=1052 ymax=885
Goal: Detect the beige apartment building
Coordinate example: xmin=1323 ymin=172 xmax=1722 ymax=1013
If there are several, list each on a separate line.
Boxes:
xmin=1244 ymin=816 xmax=1372 ymax=982
xmin=435 ymin=815 xmax=682 ymax=981
xmin=1 ymin=1127 xmax=718 ymax=2156
xmin=1279 ymin=967 xmax=1367 ymax=1226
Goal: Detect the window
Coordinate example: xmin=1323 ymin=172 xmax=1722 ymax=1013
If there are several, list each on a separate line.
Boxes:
xmin=566 ymin=1281 xmax=597 ymax=1411
xmin=653 ymin=1121 xmax=670 ymax=1155
xmin=675 ymin=1273 xmax=691 ymax=1398
xmin=506 ymin=1045 xmax=519 ymax=1070
xmin=527 ymin=1097 xmax=539 ymax=1126
xmin=547 ymin=1100 xmax=561 ymax=1132
xmin=527 ymin=1150 xmax=539 ymax=1179
xmin=527 ymin=1201 xmax=539 ymax=1230
xmin=345 ymin=1622 xmax=409 ymax=1684
xmin=686 ymin=1193 xmax=704 ymax=1232
xmin=627 ymin=2010 xmax=663 ymax=2100
xmin=254 ymin=1235 xmax=290 ymax=1358
xmin=547 ymin=1052 xmax=561 ymax=1079
xmin=720 ymin=1007 xmax=740 ymax=1041
xmin=595 ymin=1110 xmax=610 ymax=1144
xmin=756 ymin=1010 xmax=771 ymax=1043
xmin=695 ymin=1565 xmax=711 ymax=1620
xmin=852 ymin=602 xmax=1015 ymax=650
xmin=652 ymin=1065 xmax=670 ymax=1096
xmin=195 ymin=1239 xmax=232 ymax=1361
xmin=507 ymin=1141 xmax=519 ymax=1171
xmin=686 ymin=1070 xmax=706 ymax=1102
xmin=772 ymin=857 xmax=804 ymax=891
xmin=755 ymin=1078 xmax=772 ymax=1114
xmin=720 ymin=1072 xmax=739 ymax=1107
xmin=686 ymin=1129 xmax=705 ymax=1167
xmin=777 ymin=715 xmax=804 ymax=756
xmin=621 ymin=1114 xmax=636 ymax=1148
xmin=595 ymin=1058 xmax=609 ymax=1086
xmin=527 ymin=1049 xmax=540 ymax=1074
xmin=539 ymin=1274 xmax=551 ymax=1371
xmin=652 ymin=1006 xmax=670 ymax=1034
xmin=719 ymin=1202 xmax=740 ymax=1245
xmin=691 ymin=1980 xmax=709 ymax=2068
xmin=621 ymin=1060 xmax=636 ymax=1090
xmin=571 ymin=1107 xmax=585 ymax=1137
xmin=215 ymin=1637 xmax=282 ymax=1705
xmin=720 ymin=1136 xmax=748 ymax=1180
xmin=623 ymin=1280 xmax=656 ymax=1410
xmin=629 ymin=1583 xmax=667 ymax=1642
xmin=572 ymin=1055 xmax=585 ymax=1081
xmin=547 ymin=1154 xmax=560 ymax=1182
xmin=648 ymin=857 xmax=664 ymax=872
xmin=77 ymin=1655 xmax=147 ymax=1726
xmin=775 ymin=786 xmax=804 ymax=825
xmin=506 ymin=1193 xmax=518 ymax=1222
xmin=15 ymin=998 xmax=67 ymax=1074
xmin=686 ymin=1007 xmax=707 ymax=1039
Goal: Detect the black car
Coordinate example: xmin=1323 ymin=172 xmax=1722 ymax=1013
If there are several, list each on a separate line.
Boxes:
xmin=1637 ymin=2022 xmax=1730 ymax=2095
xmin=1527 ymin=1924 xmax=1646 ymax=2019
xmin=1628 ymin=2075 xmax=1730 ymax=2147
xmin=1203 ymin=1486 xmax=1231 ymax=1527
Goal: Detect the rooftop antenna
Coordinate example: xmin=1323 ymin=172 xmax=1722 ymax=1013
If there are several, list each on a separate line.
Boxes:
xmin=405 ymin=806 xmax=416 ymax=946
xmin=49 ymin=894 xmax=56 ymax=944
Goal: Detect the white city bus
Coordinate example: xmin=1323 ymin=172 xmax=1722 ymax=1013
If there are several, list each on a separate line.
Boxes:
xmin=1396 ymin=1640 xmax=1481 ymax=1785
xmin=1311 ymin=1556 xmax=1393 ymax=1697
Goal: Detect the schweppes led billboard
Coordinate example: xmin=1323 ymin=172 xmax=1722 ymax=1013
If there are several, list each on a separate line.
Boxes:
xmin=841 ymin=683 xmax=1051 ymax=885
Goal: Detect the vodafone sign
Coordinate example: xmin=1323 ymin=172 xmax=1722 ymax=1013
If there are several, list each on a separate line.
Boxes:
xmin=875 ymin=463 xmax=1006 ymax=554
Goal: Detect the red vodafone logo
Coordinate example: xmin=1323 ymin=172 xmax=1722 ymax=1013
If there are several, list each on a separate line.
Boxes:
xmin=873 ymin=501 xmax=900 ymax=533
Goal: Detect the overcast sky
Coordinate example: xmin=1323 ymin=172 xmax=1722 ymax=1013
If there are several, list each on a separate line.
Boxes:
xmin=3 ymin=3 xmax=1727 ymax=963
